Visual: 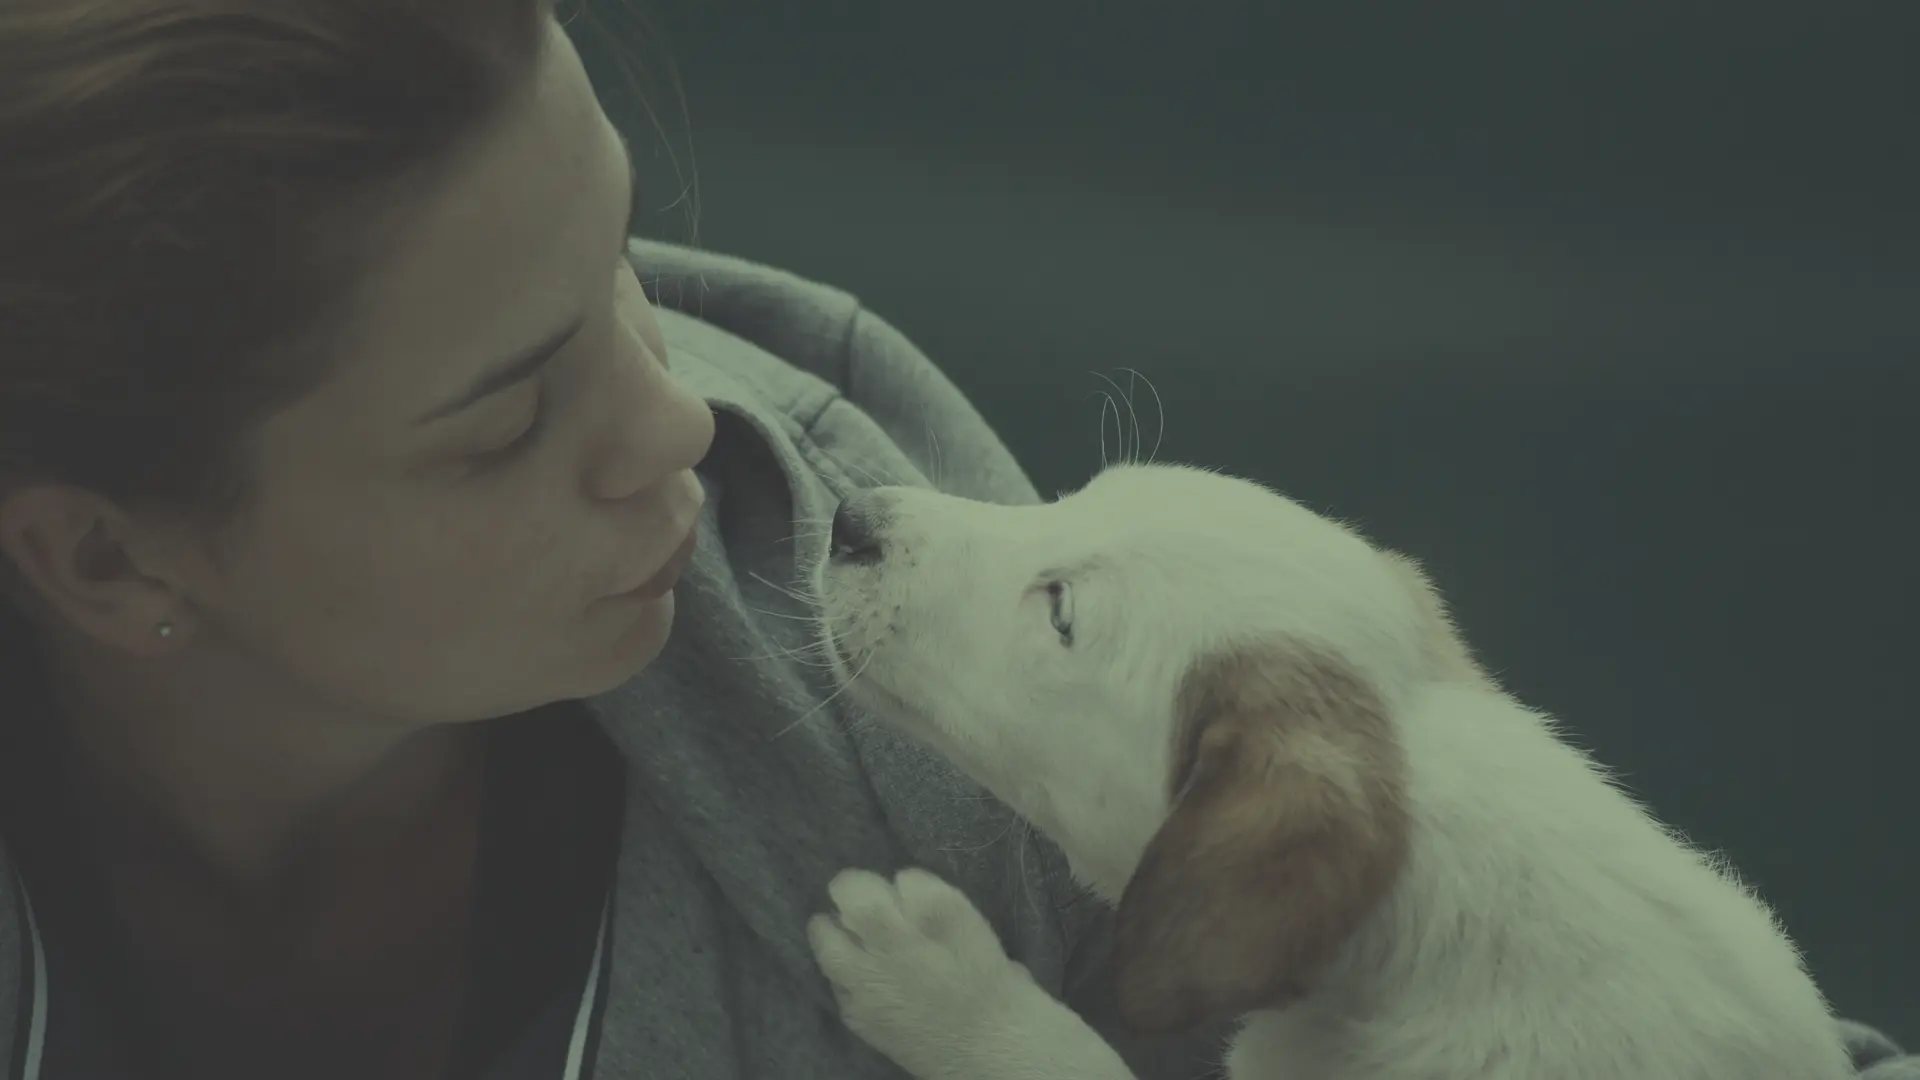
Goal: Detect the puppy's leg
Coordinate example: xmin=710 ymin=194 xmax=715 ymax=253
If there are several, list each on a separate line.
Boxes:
xmin=809 ymin=868 xmax=1142 ymax=1080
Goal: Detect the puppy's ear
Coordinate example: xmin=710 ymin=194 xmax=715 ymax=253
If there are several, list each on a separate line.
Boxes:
xmin=1111 ymin=645 xmax=1411 ymax=1034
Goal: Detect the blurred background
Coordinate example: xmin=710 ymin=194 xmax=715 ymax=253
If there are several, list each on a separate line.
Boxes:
xmin=575 ymin=1 xmax=1919 ymax=1043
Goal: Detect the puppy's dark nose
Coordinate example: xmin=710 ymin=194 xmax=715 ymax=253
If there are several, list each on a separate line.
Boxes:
xmin=830 ymin=496 xmax=885 ymax=564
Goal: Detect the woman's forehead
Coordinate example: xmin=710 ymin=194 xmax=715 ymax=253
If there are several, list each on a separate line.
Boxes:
xmin=278 ymin=22 xmax=629 ymax=446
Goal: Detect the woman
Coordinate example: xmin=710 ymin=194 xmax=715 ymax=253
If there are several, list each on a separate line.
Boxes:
xmin=0 ymin=2 xmax=1907 ymax=1079
xmin=0 ymin=1 xmax=1211 ymax=1076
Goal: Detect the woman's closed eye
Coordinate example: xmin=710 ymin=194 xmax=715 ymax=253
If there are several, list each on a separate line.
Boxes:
xmin=465 ymin=265 xmax=629 ymax=473
xmin=468 ymin=391 xmax=547 ymax=469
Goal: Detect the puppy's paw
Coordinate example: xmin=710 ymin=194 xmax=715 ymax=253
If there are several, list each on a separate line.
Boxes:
xmin=808 ymin=867 xmax=1034 ymax=1075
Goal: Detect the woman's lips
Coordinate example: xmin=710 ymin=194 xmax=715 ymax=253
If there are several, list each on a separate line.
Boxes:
xmin=619 ymin=525 xmax=699 ymax=602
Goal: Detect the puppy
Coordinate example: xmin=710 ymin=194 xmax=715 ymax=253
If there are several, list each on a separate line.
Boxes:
xmin=805 ymin=463 xmax=1853 ymax=1080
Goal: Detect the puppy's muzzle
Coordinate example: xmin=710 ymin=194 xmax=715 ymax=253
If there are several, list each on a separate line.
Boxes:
xmin=830 ymin=491 xmax=891 ymax=566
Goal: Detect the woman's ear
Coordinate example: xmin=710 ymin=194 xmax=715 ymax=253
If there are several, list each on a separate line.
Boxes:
xmin=1110 ymin=644 xmax=1412 ymax=1034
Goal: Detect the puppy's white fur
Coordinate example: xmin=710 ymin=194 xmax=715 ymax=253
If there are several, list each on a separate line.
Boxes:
xmin=809 ymin=463 xmax=1851 ymax=1080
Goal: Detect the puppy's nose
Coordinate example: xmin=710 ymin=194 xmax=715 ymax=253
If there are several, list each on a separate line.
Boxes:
xmin=830 ymin=495 xmax=885 ymax=564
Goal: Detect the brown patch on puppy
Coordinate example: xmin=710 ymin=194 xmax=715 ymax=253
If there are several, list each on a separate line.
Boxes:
xmin=1111 ymin=643 xmax=1411 ymax=1034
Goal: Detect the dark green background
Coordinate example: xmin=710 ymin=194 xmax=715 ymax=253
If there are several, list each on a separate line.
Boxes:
xmin=579 ymin=1 xmax=1918 ymax=1043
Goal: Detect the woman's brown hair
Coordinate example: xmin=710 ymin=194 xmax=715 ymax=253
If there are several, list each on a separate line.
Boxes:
xmin=0 ymin=0 xmax=557 ymax=516
xmin=0 ymin=0 xmax=678 ymax=684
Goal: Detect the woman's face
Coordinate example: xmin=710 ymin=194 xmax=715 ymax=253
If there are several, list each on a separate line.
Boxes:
xmin=147 ymin=18 xmax=714 ymax=727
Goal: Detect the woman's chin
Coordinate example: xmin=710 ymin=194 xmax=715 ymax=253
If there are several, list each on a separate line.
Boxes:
xmin=588 ymin=587 xmax=679 ymax=691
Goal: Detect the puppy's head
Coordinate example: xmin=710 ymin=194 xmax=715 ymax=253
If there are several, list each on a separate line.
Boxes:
xmin=812 ymin=463 xmax=1476 ymax=1033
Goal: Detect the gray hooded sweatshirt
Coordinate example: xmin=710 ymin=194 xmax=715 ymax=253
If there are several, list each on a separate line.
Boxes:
xmin=0 ymin=240 xmax=1908 ymax=1079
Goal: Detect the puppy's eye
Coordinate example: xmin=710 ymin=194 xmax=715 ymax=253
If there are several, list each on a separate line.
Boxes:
xmin=1046 ymin=580 xmax=1075 ymax=645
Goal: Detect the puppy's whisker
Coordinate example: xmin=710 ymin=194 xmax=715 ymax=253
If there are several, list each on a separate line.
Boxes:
xmin=839 ymin=458 xmax=893 ymax=490
xmin=1014 ymin=817 xmax=1038 ymax=915
xmin=1107 ymin=391 xmax=1124 ymax=466
xmin=1121 ymin=373 xmax=1141 ymax=463
xmin=942 ymin=810 xmax=1020 ymax=856
xmin=1089 ymin=386 xmax=1120 ymax=469
xmin=727 ymin=639 xmax=834 ymax=667
xmin=1091 ymin=369 xmax=1143 ymax=464
xmin=769 ymin=647 xmax=875 ymax=740
xmin=839 ymin=711 xmax=880 ymax=738
xmin=743 ymin=602 xmax=816 ymax=623
xmin=924 ymin=424 xmax=945 ymax=491
xmin=748 ymin=571 xmax=815 ymax=605
xmin=1114 ymin=366 xmax=1167 ymax=465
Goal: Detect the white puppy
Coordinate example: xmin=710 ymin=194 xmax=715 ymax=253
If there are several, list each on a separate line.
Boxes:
xmin=804 ymin=462 xmax=1853 ymax=1080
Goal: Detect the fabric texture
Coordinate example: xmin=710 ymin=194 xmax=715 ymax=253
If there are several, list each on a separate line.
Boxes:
xmin=0 ymin=239 xmax=1906 ymax=1077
